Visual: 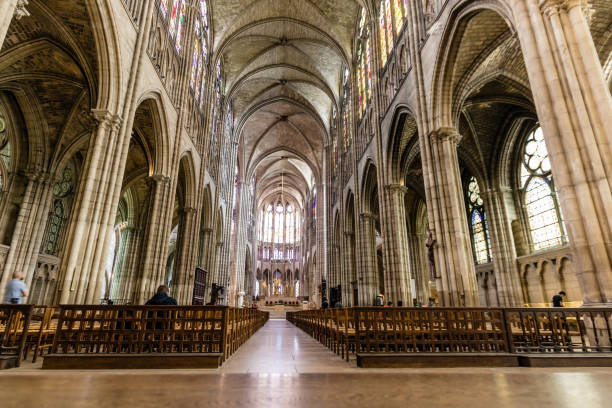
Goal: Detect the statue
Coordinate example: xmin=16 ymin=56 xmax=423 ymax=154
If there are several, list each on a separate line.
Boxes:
xmin=425 ymin=230 xmax=437 ymax=281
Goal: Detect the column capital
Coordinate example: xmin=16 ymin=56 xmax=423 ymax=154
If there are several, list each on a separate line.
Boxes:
xmin=90 ymin=109 xmax=122 ymax=131
xmin=430 ymin=127 xmax=462 ymax=145
xmin=384 ymin=183 xmax=408 ymax=194
xmin=359 ymin=212 xmax=376 ymax=220
xmin=343 ymin=231 xmax=354 ymax=237
xmin=25 ymin=169 xmax=52 ymax=183
xmin=539 ymin=0 xmax=586 ymax=16
xmin=147 ymin=174 xmax=171 ymax=185
xmin=182 ymin=207 xmax=197 ymax=215
xmin=202 ymin=227 xmax=214 ymax=233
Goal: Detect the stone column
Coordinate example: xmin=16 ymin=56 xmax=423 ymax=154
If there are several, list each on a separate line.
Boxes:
xmin=357 ymin=212 xmax=379 ymax=305
xmin=0 ymin=170 xmax=52 ymax=300
xmin=482 ymin=188 xmax=523 ymax=306
xmin=119 ymin=226 xmax=141 ymax=300
xmin=514 ymin=0 xmax=612 ymax=304
xmin=342 ymin=231 xmax=356 ymax=306
xmin=228 ymin=181 xmax=252 ymax=306
xmin=407 ymin=232 xmax=430 ymax=304
xmin=381 ymin=184 xmax=413 ymax=306
xmin=56 ymin=111 xmax=122 ymax=304
xmin=135 ymin=175 xmax=173 ymax=303
xmin=213 ymin=241 xmax=224 ymax=287
xmin=174 ymin=207 xmax=198 ymax=304
xmin=199 ymin=227 xmax=213 ymax=270
xmin=427 ymin=128 xmax=479 ymax=306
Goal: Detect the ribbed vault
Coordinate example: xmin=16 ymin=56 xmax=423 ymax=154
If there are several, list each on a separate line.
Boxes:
xmin=212 ymin=0 xmax=363 ymax=212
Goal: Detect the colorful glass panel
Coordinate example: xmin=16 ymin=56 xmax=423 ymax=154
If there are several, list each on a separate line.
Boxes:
xmin=160 ymin=0 xmax=169 ymax=17
xmin=190 ymin=30 xmax=200 ymax=90
xmin=365 ymin=37 xmax=372 ymax=100
xmin=174 ymin=0 xmax=185 ymax=52
xmin=169 ymin=0 xmax=179 ymax=35
xmin=385 ymin=0 xmax=394 ymax=56
xmin=394 ymin=0 xmax=404 ymax=35
xmin=466 ymin=177 xmax=491 ymax=264
xmin=379 ymin=2 xmax=387 ymax=63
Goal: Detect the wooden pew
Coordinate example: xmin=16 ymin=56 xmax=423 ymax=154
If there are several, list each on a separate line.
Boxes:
xmin=43 ymin=305 xmax=269 ymax=370
xmin=0 ymin=305 xmax=34 ymax=369
xmin=288 ymin=307 xmax=612 ymax=367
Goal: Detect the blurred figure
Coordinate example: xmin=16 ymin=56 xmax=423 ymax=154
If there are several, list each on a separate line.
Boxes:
xmin=3 ymin=271 xmax=28 ymax=304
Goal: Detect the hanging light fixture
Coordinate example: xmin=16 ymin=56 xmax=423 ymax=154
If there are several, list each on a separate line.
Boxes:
xmin=276 ymin=171 xmax=284 ymax=211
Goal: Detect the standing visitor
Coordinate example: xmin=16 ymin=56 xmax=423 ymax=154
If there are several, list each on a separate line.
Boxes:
xmin=3 ymin=271 xmax=29 ymax=304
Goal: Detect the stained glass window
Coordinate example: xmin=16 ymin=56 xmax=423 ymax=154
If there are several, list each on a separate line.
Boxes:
xmin=521 ymin=127 xmax=566 ymax=251
xmin=259 ymin=201 xmax=301 ymax=248
xmin=160 ymin=0 xmax=169 ymax=17
xmin=162 ymin=0 xmax=185 ymax=52
xmin=365 ymin=37 xmax=372 ymax=100
xmin=343 ymin=98 xmax=351 ymax=152
xmin=190 ymin=1 xmax=209 ymax=106
xmin=385 ymin=0 xmax=394 ymax=56
xmin=274 ymin=202 xmax=283 ymax=244
xmin=286 ymin=205 xmax=295 ymax=244
xmin=393 ymin=0 xmax=404 ymax=35
xmin=0 ymin=115 xmax=10 ymax=182
xmin=379 ymin=2 xmax=388 ymax=63
xmin=356 ymin=8 xmax=372 ymax=119
xmin=44 ymin=166 xmax=74 ymax=255
xmin=263 ymin=205 xmax=273 ymax=242
xmin=466 ymin=177 xmax=491 ymax=264
xmin=379 ymin=0 xmax=404 ymax=66
xmin=45 ymin=200 xmax=65 ymax=255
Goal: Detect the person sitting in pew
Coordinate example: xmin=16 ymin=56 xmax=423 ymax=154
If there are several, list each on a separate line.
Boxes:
xmin=552 ymin=291 xmax=566 ymax=307
xmin=145 ymin=285 xmax=178 ymax=305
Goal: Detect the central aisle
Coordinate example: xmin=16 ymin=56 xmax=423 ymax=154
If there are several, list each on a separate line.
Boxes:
xmin=221 ymin=318 xmax=354 ymax=374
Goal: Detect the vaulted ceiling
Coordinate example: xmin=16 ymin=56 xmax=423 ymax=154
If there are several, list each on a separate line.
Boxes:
xmin=211 ymin=0 xmax=363 ymax=209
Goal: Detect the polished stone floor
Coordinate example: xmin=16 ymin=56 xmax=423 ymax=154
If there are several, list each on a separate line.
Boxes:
xmin=2 ymin=319 xmax=612 ymax=407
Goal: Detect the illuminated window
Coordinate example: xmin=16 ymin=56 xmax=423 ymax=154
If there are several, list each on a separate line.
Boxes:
xmin=190 ymin=1 xmax=209 ymax=107
xmin=356 ymin=8 xmax=372 ymax=118
xmin=379 ymin=2 xmax=387 ymax=64
xmin=466 ymin=177 xmax=491 ymax=264
xmin=259 ymin=201 xmax=302 ymax=246
xmin=378 ymin=0 xmax=405 ymax=66
xmin=163 ymin=0 xmax=185 ymax=52
xmin=521 ymin=127 xmax=566 ymax=251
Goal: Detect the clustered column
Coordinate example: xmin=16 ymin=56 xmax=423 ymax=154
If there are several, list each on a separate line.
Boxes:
xmin=381 ymin=184 xmax=412 ymax=305
xmin=482 ymin=188 xmax=522 ymax=306
xmin=426 ymin=128 xmax=479 ymax=306
xmin=357 ymin=212 xmax=379 ymax=305
xmin=515 ymin=0 xmax=612 ymax=304
xmin=136 ymin=175 xmax=173 ymax=303
xmin=0 ymin=171 xmax=53 ymax=300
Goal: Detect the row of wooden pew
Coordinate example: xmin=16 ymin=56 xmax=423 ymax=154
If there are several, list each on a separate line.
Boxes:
xmin=0 ymin=305 xmax=269 ymax=369
xmin=287 ymin=307 xmax=612 ymax=363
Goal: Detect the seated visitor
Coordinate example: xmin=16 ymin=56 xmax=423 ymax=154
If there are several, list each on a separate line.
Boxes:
xmin=145 ymin=285 xmax=178 ymax=305
xmin=552 ymin=291 xmax=566 ymax=307
xmin=321 ymin=298 xmax=329 ymax=309
xmin=384 ymin=301 xmax=393 ymax=308
xmin=3 ymin=270 xmax=29 ymax=304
